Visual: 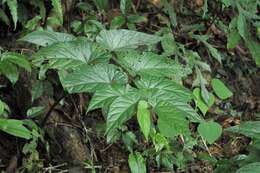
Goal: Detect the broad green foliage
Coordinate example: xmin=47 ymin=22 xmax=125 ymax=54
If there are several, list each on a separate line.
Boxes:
xmin=117 ymin=51 xmax=191 ymax=80
xmin=20 ymin=30 xmax=75 ymax=47
xmin=137 ymin=100 xmax=151 ymax=140
xmin=62 ymin=64 xmax=128 ymax=93
xmin=226 ymin=121 xmax=260 ymax=139
xmin=128 ymin=152 xmax=146 ymax=173
xmin=211 ymin=78 xmax=233 ymax=100
xmin=155 ymin=103 xmax=189 ymax=137
xmin=0 ymin=52 xmax=31 ymax=84
xmin=96 ymin=29 xmax=161 ymax=51
xmin=0 ymin=119 xmax=32 ymax=139
xmin=33 ymin=38 xmax=109 ymax=70
xmin=198 ymin=121 xmax=222 ymax=144
xmin=235 ymin=162 xmax=260 ymax=173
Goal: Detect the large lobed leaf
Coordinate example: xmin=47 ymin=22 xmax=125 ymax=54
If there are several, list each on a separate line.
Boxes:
xmin=32 ymin=38 xmax=109 ymax=70
xmin=20 ymin=30 xmax=75 ymax=46
xmin=61 ymin=63 xmax=128 ymax=93
xmin=136 ymin=76 xmax=202 ymax=123
xmin=96 ymin=29 xmax=161 ymax=51
xmin=117 ymin=51 xmax=191 ymax=80
xmin=106 ymin=91 xmax=140 ymax=143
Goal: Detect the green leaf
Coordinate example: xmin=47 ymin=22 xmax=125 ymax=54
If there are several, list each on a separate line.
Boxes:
xmin=211 ymin=78 xmax=233 ymax=100
xmin=1 ymin=52 xmax=31 ymax=72
xmin=235 ymin=162 xmax=260 ymax=173
xmin=33 ymin=39 xmax=109 ymax=70
xmin=20 ymin=30 xmax=75 ymax=47
xmin=0 ymin=119 xmax=32 ymax=139
xmin=198 ymin=121 xmax=222 ymax=144
xmin=227 ymin=29 xmax=241 ymax=49
xmin=7 ymin=0 xmax=18 ymax=29
xmin=25 ymin=15 xmax=41 ymax=30
xmin=193 ymin=88 xmax=214 ymax=115
xmin=128 ymin=152 xmax=146 ymax=173
xmin=161 ymin=34 xmax=177 ymax=56
xmin=136 ymin=76 xmax=203 ymax=123
xmin=226 ymin=121 xmax=260 ymax=139
xmin=0 ymin=8 xmax=10 ymax=25
xmin=118 ymin=51 xmax=191 ymax=80
xmin=120 ymin=0 xmax=132 ymax=15
xmin=96 ymin=29 xmax=161 ymax=51
xmin=0 ymin=61 xmax=18 ymax=84
xmin=155 ymin=103 xmax=190 ymax=138
xmin=51 ymin=0 xmax=63 ymax=24
xmin=110 ymin=16 xmax=125 ymax=29
xmin=93 ymin=0 xmax=108 ymax=12
xmin=106 ymin=92 xmax=140 ymax=142
xmin=61 ymin=64 xmax=128 ymax=93
xmin=137 ymin=100 xmax=151 ymax=140
xmin=88 ymin=84 xmax=132 ymax=112
xmin=27 ymin=106 xmax=45 ymax=118
xmin=245 ymin=38 xmax=260 ymax=67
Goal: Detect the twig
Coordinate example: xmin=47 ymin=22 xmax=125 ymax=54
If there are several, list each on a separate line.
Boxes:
xmin=201 ymin=137 xmax=212 ymax=157
xmin=40 ymin=94 xmax=66 ymax=127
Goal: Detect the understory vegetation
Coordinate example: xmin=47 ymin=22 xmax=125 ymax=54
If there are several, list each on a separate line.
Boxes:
xmin=0 ymin=0 xmax=259 ymax=172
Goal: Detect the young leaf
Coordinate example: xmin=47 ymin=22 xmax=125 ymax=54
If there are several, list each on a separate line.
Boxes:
xmin=128 ymin=152 xmax=146 ymax=173
xmin=235 ymin=162 xmax=260 ymax=173
xmin=20 ymin=30 xmax=75 ymax=47
xmin=106 ymin=92 xmax=140 ymax=142
xmin=0 ymin=119 xmax=32 ymax=139
xmin=211 ymin=78 xmax=233 ymax=100
xmin=96 ymin=29 xmax=161 ymax=51
xmin=155 ymin=103 xmax=189 ymax=138
xmin=226 ymin=121 xmax=260 ymax=139
xmin=193 ymin=88 xmax=214 ymax=115
xmin=61 ymin=64 xmax=128 ymax=93
xmin=198 ymin=121 xmax=222 ymax=144
xmin=7 ymin=0 xmax=18 ymax=29
xmin=137 ymin=100 xmax=151 ymax=140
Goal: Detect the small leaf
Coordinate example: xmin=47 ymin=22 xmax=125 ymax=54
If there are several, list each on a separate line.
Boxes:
xmin=96 ymin=29 xmax=161 ymax=51
xmin=7 ymin=0 xmax=18 ymax=29
xmin=27 ymin=106 xmax=45 ymax=118
xmin=128 ymin=152 xmax=146 ymax=173
xmin=211 ymin=78 xmax=233 ymax=100
xmin=137 ymin=100 xmax=151 ymax=140
xmin=193 ymin=88 xmax=214 ymax=115
xmin=20 ymin=30 xmax=75 ymax=47
xmin=198 ymin=121 xmax=222 ymax=144
xmin=235 ymin=162 xmax=260 ymax=173
xmin=155 ymin=103 xmax=190 ymax=138
xmin=227 ymin=29 xmax=241 ymax=49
